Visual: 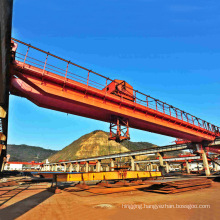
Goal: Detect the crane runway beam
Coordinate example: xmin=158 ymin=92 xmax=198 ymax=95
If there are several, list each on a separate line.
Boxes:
xmin=46 ymin=143 xmax=188 ymax=166
xmin=49 ymin=171 xmax=162 ymax=182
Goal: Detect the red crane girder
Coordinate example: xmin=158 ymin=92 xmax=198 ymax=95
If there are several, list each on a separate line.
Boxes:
xmin=9 ymin=38 xmax=220 ymax=143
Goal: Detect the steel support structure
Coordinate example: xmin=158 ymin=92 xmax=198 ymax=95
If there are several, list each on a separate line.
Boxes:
xmin=109 ymin=115 xmax=130 ymax=142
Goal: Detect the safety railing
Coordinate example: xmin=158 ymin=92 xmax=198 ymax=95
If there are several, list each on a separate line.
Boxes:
xmin=11 ymin=38 xmax=220 ymax=136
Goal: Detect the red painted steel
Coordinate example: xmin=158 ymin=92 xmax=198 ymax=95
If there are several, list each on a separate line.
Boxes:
xmin=9 ymin=38 xmax=220 ymax=143
xmin=6 ymin=161 xmax=43 ymax=165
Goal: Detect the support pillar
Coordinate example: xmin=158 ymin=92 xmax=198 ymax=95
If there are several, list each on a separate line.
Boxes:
xmin=165 ymin=162 xmax=169 ymax=173
xmin=135 ymin=163 xmax=140 ymax=171
xmin=150 ymin=163 xmax=153 ymax=171
xmin=96 ymin=160 xmax=101 ymax=172
xmin=186 ymin=160 xmax=190 ymax=174
xmin=106 ymin=165 xmax=109 ymax=171
xmin=54 ymin=164 xmax=58 ymax=171
xmin=130 ymin=156 xmax=135 ymax=171
xmin=69 ymin=163 xmax=73 ymax=172
xmin=202 ymin=151 xmax=210 ymax=176
xmin=64 ymin=164 xmax=67 ymax=172
xmin=110 ymin=159 xmax=115 ymax=171
xmin=85 ymin=162 xmax=89 ymax=173
xmin=76 ymin=163 xmax=80 ymax=172
xmin=157 ymin=152 xmax=164 ymax=166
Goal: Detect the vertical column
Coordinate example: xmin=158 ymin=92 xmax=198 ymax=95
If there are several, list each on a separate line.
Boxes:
xmin=85 ymin=162 xmax=89 ymax=173
xmin=69 ymin=163 xmax=73 ymax=172
xmin=186 ymin=160 xmax=190 ymax=174
xmin=96 ymin=160 xmax=101 ymax=172
xmin=54 ymin=164 xmax=58 ymax=171
xmin=106 ymin=165 xmax=109 ymax=171
xmin=64 ymin=164 xmax=67 ymax=172
xmin=130 ymin=156 xmax=135 ymax=171
xmin=157 ymin=152 xmax=164 ymax=166
xmin=202 ymin=151 xmax=210 ymax=176
xmin=135 ymin=163 xmax=140 ymax=171
xmin=110 ymin=159 xmax=115 ymax=171
xmin=76 ymin=163 xmax=80 ymax=172
xmin=165 ymin=162 xmax=169 ymax=173
xmin=150 ymin=163 xmax=153 ymax=171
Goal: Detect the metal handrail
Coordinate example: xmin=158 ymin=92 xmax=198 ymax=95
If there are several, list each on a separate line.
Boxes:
xmin=11 ymin=38 xmax=220 ymax=136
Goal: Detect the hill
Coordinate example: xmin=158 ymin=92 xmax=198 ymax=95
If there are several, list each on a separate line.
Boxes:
xmin=7 ymin=144 xmax=57 ymax=162
xmin=47 ymin=130 xmax=157 ymax=163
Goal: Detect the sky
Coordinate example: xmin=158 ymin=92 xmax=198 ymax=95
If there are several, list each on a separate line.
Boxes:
xmin=9 ymin=0 xmax=220 ymax=150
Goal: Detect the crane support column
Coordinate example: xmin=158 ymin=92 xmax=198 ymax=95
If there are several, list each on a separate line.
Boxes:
xmin=150 ymin=163 xmax=153 ymax=171
xmin=186 ymin=160 xmax=190 ymax=174
xmin=135 ymin=163 xmax=140 ymax=171
xmin=157 ymin=152 xmax=164 ymax=166
xmin=110 ymin=159 xmax=115 ymax=171
xmin=202 ymin=151 xmax=210 ymax=176
xmin=85 ymin=162 xmax=89 ymax=173
xmin=130 ymin=156 xmax=135 ymax=171
xmin=64 ymin=164 xmax=67 ymax=172
xmin=96 ymin=160 xmax=101 ymax=172
xmin=165 ymin=162 xmax=169 ymax=173
xmin=76 ymin=163 xmax=80 ymax=172
xmin=106 ymin=165 xmax=109 ymax=171
xmin=69 ymin=163 xmax=73 ymax=172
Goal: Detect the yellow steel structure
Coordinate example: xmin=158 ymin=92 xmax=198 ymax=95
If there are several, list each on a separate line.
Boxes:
xmin=56 ymin=171 xmax=161 ymax=182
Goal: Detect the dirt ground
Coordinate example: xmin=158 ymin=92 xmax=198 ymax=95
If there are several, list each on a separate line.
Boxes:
xmin=0 ymin=178 xmax=220 ymax=220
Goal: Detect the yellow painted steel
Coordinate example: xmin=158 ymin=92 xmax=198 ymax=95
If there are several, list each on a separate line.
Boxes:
xmin=0 ymin=106 xmax=6 ymax=118
xmin=0 ymin=133 xmax=6 ymax=141
xmin=56 ymin=171 xmax=161 ymax=182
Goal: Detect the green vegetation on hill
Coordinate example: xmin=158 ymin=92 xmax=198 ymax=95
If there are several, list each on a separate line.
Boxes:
xmin=7 ymin=130 xmax=184 ymax=163
xmin=121 ymin=140 xmax=156 ymax=151
xmin=47 ymin=130 xmax=158 ymax=163
xmin=7 ymin=144 xmax=57 ymax=162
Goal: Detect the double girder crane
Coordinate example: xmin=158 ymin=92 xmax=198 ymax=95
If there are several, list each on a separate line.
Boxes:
xmin=9 ymin=38 xmax=220 ymax=154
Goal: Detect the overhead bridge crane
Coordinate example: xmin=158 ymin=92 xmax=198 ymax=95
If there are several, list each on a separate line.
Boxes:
xmin=9 ymin=38 xmax=220 ymax=146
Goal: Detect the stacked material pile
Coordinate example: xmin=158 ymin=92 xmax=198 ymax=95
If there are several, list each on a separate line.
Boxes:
xmin=145 ymin=178 xmax=212 ymax=194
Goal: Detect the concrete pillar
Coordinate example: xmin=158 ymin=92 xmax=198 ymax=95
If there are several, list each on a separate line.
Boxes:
xmin=54 ymin=164 xmax=58 ymax=171
xmin=64 ymin=164 xmax=67 ymax=172
xmin=186 ymin=160 xmax=190 ymax=174
xmin=106 ymin=165 xmax=109 ymax=171
xmin=135 ymin=163 xmax=140 ymax=171
xmin=165 ymin=162 xmax=169 ymax=173
xmin=130 ymin=156 xmax=135 ymax=171
xmin=69 ymin=163 xmax=73 ymax=172
xmin=202 ymin=151 xmax=210 ymax=176
xmin=85 ymin=162 xmax=89 ymax=172
xmin=156 ymin=165 xmax=159 ymax=171
xmin=150 ymin=163 xmax=153 ymax=171
xmin=100 ymin=166 xmax=103 ymax=171
xmin=96 ymin=160 xmax=101 ymax=172
xmin=110 ymin=159 xmax=115 ymax=171
xmin=157 ymin=152 xmax=164 ymax=166
xmin=76 ymin=163 xmax=80 ymax=172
